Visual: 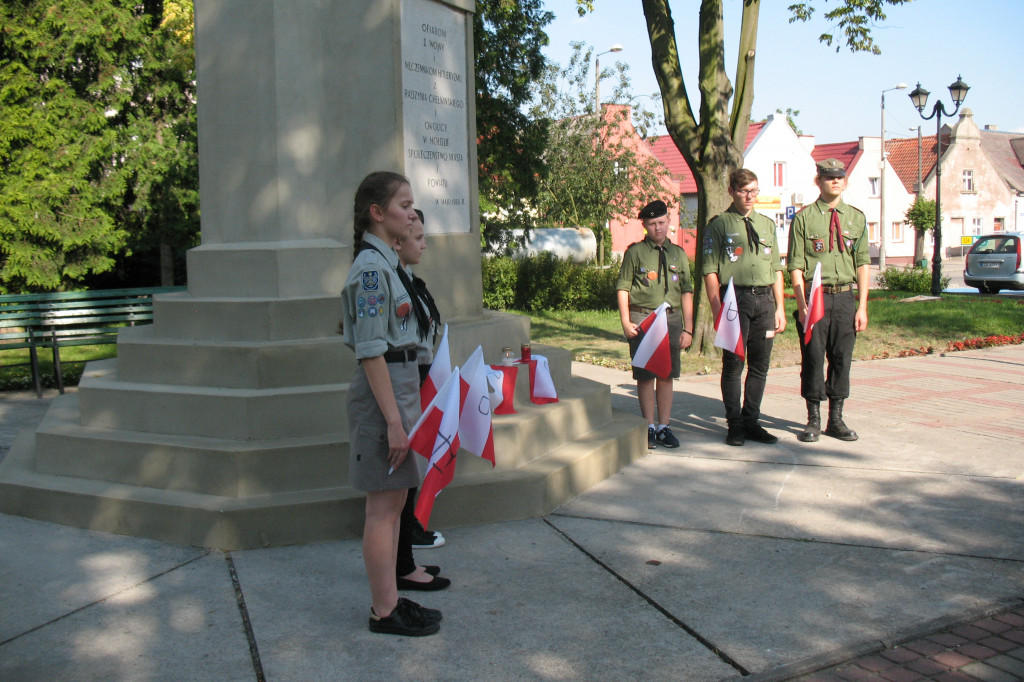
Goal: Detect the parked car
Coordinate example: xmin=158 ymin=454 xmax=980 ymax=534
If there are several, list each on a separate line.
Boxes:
xmin=963 ymin=232 xmax=1024 ymax=293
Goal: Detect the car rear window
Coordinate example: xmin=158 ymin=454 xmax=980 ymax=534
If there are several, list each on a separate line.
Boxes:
xmin=971 ymin=236 xmax=1017 ymax=254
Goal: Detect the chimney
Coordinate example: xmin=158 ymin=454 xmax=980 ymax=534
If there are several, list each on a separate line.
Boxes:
xmin=985 ymin=124 xmax=999 ymax=131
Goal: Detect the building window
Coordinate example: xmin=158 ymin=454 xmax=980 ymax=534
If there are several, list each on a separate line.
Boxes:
xmin=890 ymin=221 xmax=903 ymax=243
xmin=868 ymin=222 xmax=878 ymax=242
xmin=971 ymin=218 xmax=984 ymax=235
xmin=868 ymin=177 xmax=880 ymax=196
xmin=773 ymin=162 xmax=785 ymax=187
xmin=994 ymin=218 xmax=1005 ymax=232
xmin=962 ymin=169 xmax=975 ymax=193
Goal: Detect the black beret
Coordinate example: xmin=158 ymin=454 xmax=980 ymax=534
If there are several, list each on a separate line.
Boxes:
xmin=638 ymin=200 xmax=668 ymax=220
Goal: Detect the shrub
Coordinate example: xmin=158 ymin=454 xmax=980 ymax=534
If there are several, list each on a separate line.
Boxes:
xmin=481 ymin=253 xmax=621 ymax=311
xmin=877 ymin=265 xmax=949 ymax=294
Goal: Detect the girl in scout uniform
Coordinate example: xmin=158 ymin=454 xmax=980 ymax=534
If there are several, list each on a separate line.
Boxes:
xmin=393 ymin=208 xmax=450 ymax=592
xmin=340 ymin=171 xmax=440 ymax=637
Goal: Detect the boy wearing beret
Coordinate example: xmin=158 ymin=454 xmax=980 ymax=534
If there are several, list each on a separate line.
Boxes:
xmin=616 ymin=200 xmax=694 ymax=449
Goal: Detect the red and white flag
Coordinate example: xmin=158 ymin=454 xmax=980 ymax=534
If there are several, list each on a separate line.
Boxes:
xmin=714 ymin=277 xmax=745 ymax=358
xmin=409 ymin=367 xmax=461 ymax=528
xmin=420 ymin=324 xmax=450 ymax=411
xmin=631 ymin=302 xmax=671 ymax=379
xmin=458 ymin=347 xmax=496 ymax=466
xmin=803 ymin=262 xmax=824 ymax=345
xmin=486 ymin=364 xmax=517 ymax=414
xmin=523 ymin=354 xmax=558 ymax=404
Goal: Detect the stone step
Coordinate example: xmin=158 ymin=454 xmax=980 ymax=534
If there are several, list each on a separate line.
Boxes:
xmin=31 ymin=375 xmax=613 ymax=496
xmin=0 ymin=406 xmax=646 ymax=549
xmin=115 ymin=326 xmax=358 ymax=389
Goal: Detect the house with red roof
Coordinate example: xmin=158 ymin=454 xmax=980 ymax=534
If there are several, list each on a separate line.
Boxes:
xmin=886 ymin=109 xmax=1024 ymax=260
xmin=646 ymin=114 xmax=819 ymax=259
xmin=812 ymin=136 xmax=917 ymax=264
xmin=598 ymin=105 xmax=690 ymax=256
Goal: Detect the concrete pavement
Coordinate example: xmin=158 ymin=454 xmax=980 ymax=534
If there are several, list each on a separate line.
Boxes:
xmin=1 ymin=344 xmax=1023 ymax=680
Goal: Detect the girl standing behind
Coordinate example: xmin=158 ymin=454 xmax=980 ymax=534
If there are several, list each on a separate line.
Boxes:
xmin=394 ymin=209 xmax=449 ymax=591
xmin=340 ymin=172 xmax=440 ymax=637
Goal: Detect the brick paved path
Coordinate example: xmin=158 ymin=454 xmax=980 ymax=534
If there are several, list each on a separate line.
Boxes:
xmin=798 ymin=603 xmax=1024 ymax=681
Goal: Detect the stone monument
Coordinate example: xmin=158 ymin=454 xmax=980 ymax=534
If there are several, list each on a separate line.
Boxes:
xmin=0 ymin=0 xmax=646 ymax=548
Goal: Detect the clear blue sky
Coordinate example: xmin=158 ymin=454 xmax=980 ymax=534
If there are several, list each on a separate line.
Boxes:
xmin=541 ymin=0 xmax=1024 ymax=143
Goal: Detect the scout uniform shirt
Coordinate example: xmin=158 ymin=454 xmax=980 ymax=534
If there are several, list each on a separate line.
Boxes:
xmin=616 ymin=236 xmax=693 ymax=309
xmin=341 ymin=232 xmax=419 ymax=360
xmin=702 ymin=206 xmax=782 ymax=286
xmin=787 ymin=198 xmax=869 ymax=286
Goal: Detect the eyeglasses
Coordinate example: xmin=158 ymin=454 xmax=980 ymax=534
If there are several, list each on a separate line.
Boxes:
xmin=735 ymin=189 xmax=759 ymax=197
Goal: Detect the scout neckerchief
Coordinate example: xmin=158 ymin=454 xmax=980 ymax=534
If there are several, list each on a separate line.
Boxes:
xmin=647 ymin=237 xmax=669 ymax=295
xmin=358 ymin=241 xmax=431 ymax=341
xmin=829 ymin=208 xmax=845 ymax=253
xmin=743 ymin=216 xmax=760 ymax=254
xmin=411 ymin=272 xmax=442 ymax=345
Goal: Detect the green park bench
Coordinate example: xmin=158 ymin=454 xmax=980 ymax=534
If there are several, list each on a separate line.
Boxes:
xmin=0 ymin=286 xmax=186 ymax=397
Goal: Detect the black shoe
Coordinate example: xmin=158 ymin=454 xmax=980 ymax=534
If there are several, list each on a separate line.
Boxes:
xmin=369 ymin=599 xmax=440 ymax=636
xmin=397 ymin=574 xmax=451 ymax=591
xmin=423 ymin=565 xmax=441 ymax=576
xmin=648 ymin=426 xmax=657 ymax=449
xmin=744 ymin=423 xmax=779 ymax=444
xmin=399 ymin=597 xmax=442 ymax=624
xmin=656 ymin=426 xmax=680 ymax=449
xmin=725 ymin=421 xmax=745 ymax=446
xmin=411 ymin=526 xmax=446 ymax=549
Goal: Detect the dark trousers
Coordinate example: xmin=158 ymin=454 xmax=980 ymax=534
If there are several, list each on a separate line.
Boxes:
xmin=721 ymin=287 xmax=776 ymax=424
xmin=396 ymin=486 xmax=418 ymax=577
xmin=794 ymin=289 xmax=857 ymax=401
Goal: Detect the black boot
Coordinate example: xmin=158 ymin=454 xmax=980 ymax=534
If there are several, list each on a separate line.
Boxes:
xmin=725 ymin=419 xmax=745 ymax=446
xmin=797 ymin=400 xmax=820 ymax=442
xmin=824 ymin=399 xmax=858 ymax=441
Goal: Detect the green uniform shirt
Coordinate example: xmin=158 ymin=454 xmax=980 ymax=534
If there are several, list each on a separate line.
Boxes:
xmin=787 ymin=198 xmax=869 ymax=285
xmin=701 ymin=206 xmax=782 ymax=287
xmin=341 ymin=233 xmax=419 ymax=360
xmin=616 ymin=237 xmax=693 ymax=309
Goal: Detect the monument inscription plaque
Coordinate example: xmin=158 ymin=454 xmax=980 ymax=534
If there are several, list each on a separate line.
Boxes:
xmin=401 ymin=0 xmax=471 ymax=234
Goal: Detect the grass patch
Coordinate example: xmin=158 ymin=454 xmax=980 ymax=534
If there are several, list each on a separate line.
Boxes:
xmin=0 ymin=345 xmax=118 ymax=392
xmin=516 ymin=291 xmax=1024 ymax=376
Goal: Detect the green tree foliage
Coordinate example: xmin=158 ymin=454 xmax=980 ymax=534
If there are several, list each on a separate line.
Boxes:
xmin=578 ymin=0 xmax=906 ymax=354
xmin=474 ymin=0 xmax=553 ymax=252
xmin=530 ymin=42 xmax=673 ymax=265
xmin=0 ymin=0 xmax=197 ymax=292
xmin=904 ymin=197 xmax=937 ymax=234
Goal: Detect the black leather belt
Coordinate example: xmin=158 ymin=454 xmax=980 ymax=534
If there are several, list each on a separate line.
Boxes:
xmin=630 ymin=305 xmax=673 ymax=314
xmin=822 ymin=284 xmax=854 ymax=293
xmin=730 ymin=286 xmax=771 ymax=295
xmin=383 ymin=349 xmax=417 ymax=363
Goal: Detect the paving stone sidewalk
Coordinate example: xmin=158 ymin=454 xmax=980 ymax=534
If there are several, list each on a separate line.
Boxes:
xmin=798 ymin=604 xmax=1024 ymax=681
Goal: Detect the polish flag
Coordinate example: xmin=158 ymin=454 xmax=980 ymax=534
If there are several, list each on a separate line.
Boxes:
xmin=522 ymin=354 xmax=558 ymax=404
xmin=714 ymin=278 xmax=745 ymax=358
xmin=486 ymin=364 xmax=518 ymax=414
xmin=803 ymin=262 xmax=825 ymax=345
xmin=631 ymin=302 xmax=671 ymax=379
xmin=409 ymin=367 xmax=461 ymax=528
xmin=420 ymin=324 xmax=450 ymax=411
xmin=458 ymin=347 xmax=496 ymax=466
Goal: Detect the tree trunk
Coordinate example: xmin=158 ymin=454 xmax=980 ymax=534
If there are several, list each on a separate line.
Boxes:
xmin=160 ymin=238 xmax=174 ymax=286
xmin=914 ymin=229 xmax=925 ymax=265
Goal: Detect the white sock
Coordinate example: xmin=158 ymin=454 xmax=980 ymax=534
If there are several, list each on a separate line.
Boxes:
xmin=657 ymin=424 xmax=668 ymax=432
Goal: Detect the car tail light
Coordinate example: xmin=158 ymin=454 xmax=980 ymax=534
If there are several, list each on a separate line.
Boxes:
xmin=1017 ymin=238 xmax=1023 ymax=271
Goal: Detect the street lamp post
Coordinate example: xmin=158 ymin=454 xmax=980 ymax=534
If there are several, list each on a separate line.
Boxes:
xmin=878 ymin=83 xmax=907 ymax=271
xmin=594 ymin=45 xmax=623 ymax=111
xmin=909 ymin=76 xmax=970 ymax=296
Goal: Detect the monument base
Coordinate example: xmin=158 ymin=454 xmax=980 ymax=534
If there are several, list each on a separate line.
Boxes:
xmin=0 ymin=343 xmax=646 ymax=549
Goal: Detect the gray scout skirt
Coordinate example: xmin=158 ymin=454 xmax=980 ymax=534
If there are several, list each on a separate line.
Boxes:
xmin=347 ymin=359 xmax=423 ymax=491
